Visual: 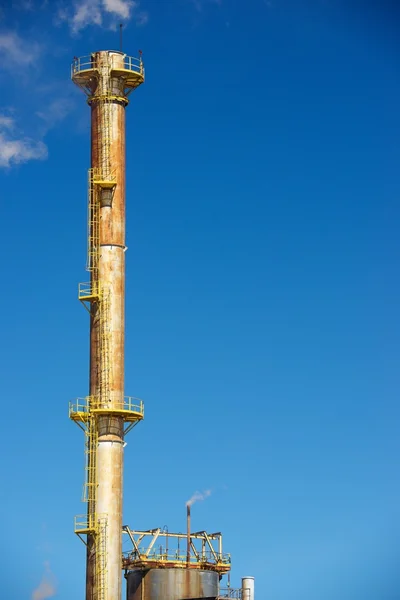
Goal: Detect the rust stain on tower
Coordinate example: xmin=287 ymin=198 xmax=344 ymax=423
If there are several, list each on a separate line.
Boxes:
xmin=69 ymin=50 xmax=145 ymax=600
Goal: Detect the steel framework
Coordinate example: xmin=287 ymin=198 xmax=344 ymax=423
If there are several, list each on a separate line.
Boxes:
xmin=122 ymin=527 xmax=231 ymax=574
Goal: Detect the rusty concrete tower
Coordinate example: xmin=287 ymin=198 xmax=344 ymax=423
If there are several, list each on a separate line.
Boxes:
xmin=69 ymin=50 xmax=145 ymax=600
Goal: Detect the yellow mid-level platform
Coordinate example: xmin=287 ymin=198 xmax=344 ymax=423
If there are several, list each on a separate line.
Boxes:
xmin=70 ymin=396 xmax=144 ymax=423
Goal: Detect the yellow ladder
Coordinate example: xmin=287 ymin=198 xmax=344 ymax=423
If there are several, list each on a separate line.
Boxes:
xmin=99 ymin=98 xmax=112 ymax=180
xmin=81 ymin=408 xmax=108 ymax=600
xmin=98 ymin=289 xmax=112 ymax=406
xmin=96 ymin=517 xmax=108 ymax=600
xmin=94 ymin=60 xmax=113 ymax=182
xmin=87 ymin=168 xmax=100 ymax=275
xmin=83 ymin=408 xmax=97 ymax=513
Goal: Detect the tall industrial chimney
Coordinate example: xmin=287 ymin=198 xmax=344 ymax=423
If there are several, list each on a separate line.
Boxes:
xmin=69 ymin=50 xmax=145 ymax=600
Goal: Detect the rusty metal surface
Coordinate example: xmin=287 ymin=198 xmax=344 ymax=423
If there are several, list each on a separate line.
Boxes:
xmin=123 ymin=559 xmax=229 ymax=574
xmin=89 ymin=50 xmax=128 ymax=600
xmin=126 ymin=569 xmax=219 ymax=600
xmin=187 ymin=505 xmax=191 ymax=566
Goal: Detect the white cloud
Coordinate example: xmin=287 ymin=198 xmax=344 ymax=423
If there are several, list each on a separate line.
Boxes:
xmin=0 ymin=134 xmax=48 ymax=168
xmin=70 ymin=0 xmax=102 ymax=33
xmin=58 ymin=0 xmax=147 ymax=34
xmin=0 ymin=32 xmax=73 ymax=169
xmin=0 ymin=114 xmax=48 ymax=169
xmin=103 ymin=0 xmax=136 ymax=19
xmin=36 ymin=98 xmax=74 ymax=133
xmin=0 ymin=98 xmax=72 ymax=167
xmin=0 ymin=115 xmax=15 ymax=129
xmin=0 ymin=26 xmax=71 ymax=171
xmin=0 ymin=31 xmax=41 ymax=66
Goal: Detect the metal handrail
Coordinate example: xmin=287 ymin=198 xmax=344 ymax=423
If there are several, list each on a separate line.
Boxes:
xmin=122 ymin=548 xmax=231 ymax=565
xmin=124 ymin=397 xmax=145 ymax=415
xmin=78 ymin=281 xmax=100 ymax=298
xmin=70 ymin=397 xmax=144 ymax=416
xmin=71 ymin=56 xmax=96 ymax=75
xmin=75 ymin=513 xmax=107 ymax=531
xmin=219 ymin=589 xmax=242 ymax=599
xmin=71 ymin=54 xmax=144 ymax=77
xmin=115 ymin=55 xmax=143 ymax=75
xmin=75 ymin=515 xmax=90 ymax=530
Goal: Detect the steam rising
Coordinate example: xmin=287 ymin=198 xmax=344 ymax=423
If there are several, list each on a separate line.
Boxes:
xmin=32 ymin=562 xmax=57 ymax=600
xmin=186 ymin=489 xmax=211 ymax=507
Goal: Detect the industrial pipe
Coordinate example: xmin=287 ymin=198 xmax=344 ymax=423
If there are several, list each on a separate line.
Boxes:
xmin=241 ymin=577 xmax=255 ymax=600
xmin=186 ymin=504 xmax=191 ymax=566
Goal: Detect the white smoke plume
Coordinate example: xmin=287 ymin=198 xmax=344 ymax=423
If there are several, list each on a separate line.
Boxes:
xmin=186 ymin=489 xmax=211 ymax=507
xmin=32 ymin=562 xmax=57 ymax=600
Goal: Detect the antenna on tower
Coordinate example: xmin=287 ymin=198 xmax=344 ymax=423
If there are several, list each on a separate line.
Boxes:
xmin=119 ymin=23 xmax=123 ymax=52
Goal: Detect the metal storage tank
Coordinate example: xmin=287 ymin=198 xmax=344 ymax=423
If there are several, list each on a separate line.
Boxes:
xmin=126 ymin=568 xmax=219 ymax=600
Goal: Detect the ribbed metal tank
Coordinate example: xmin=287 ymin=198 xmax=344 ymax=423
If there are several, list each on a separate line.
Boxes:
xmin=126 ymin=569 xmax=219 ymax=600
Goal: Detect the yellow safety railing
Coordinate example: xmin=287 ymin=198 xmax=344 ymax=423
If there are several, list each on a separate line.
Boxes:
xmin=79 ymin=281 xmax=100 ymax=300
xmin=69 ymin=397 xmax=95 ymax=417
xmin=75 ymin=514 xmax=92 ymax=533
xmin=112 ymin=54 xmax=144 ymax=76
xmin=74 ymin=513 xmax=108 ymax=532
xmin=71 ymin=56 xmax=94 ymax=75
xmin=70 ymin=397 xmax=144 ymax=417
xmin=124 ymin=396 xmax=145 ymax=416
xmin=71 ymin=55 xmax=144 ymax=78
xmin=122 ymin=549 xmax=231 ymax=565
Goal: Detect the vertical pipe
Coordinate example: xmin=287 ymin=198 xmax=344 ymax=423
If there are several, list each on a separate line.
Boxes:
xmin=90 ymin=50 xmax=127 ymax=600
xmin=72 ymin=47 xmax=144 ymax=600
xmin=186 ymin=504 xmax=191 ymax=566
xmin=241 ymin=577 xmax=255 ymax=600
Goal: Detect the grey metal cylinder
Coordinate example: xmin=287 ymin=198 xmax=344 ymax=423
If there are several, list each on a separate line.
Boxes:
xmin=126 ymin=569 xmax=219 ymax=600
xmin=241 ymin=577 xmax=254 ymax=600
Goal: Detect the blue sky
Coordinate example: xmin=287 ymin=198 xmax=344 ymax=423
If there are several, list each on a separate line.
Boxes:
xmin=1 ymin=0 xmax=400 ymax=599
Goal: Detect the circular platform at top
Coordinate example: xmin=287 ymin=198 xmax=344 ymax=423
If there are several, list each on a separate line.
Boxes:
xmin=71 ymin=54 xmax=145 ymax=92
